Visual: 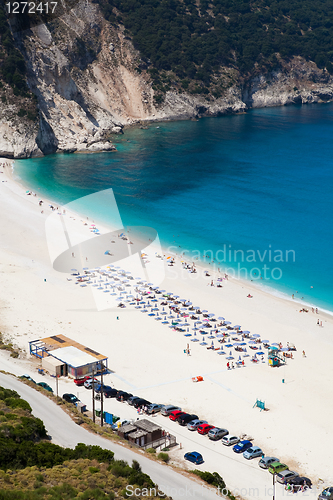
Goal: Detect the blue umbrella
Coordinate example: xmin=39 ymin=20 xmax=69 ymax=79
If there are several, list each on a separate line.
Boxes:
xmin=200 ymin=338 xmax=208 ymax=346
xmin=218 ymin=316 xmax=225 ymax=320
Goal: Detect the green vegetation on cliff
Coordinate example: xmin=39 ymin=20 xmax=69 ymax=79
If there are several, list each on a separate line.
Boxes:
xmin=97 ymin=0 xmax=333 ymax=94
xmin=0 ymin=386 xmax=161 ymax=499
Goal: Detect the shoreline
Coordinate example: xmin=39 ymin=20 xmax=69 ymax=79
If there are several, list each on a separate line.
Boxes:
xmin=1 ymin=156 xmax=333 ymax=494
xmin=9 ymin=158 xmax=333 ymax=319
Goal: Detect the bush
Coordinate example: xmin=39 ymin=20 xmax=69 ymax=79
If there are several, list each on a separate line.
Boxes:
xmin=191 ymin=470 xmax=226 ymax=489
xmin=146 ymin=448 xmax=156 ymax=454
xmin=157 ymin=452 xmax=169 ymax=463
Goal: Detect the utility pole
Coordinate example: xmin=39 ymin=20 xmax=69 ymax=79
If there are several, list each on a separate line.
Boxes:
xmin=100 ymin=363 xmax=104 ymax=427
xmin=56 ymin=375 xmax=59 ymax=398
xmin=92 ymin=367 xmax=95 ymax=423
xmin=273 ymin=472 xmax=276 ymax=500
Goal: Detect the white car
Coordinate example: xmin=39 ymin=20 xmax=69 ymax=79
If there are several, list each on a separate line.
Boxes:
xmin=222 ymin=435 xmax=239 ymax=446
xmin=84 ymin=377 xmax=99 ymax=389
xmin=111 ymin=419 xmax=132 ymax=430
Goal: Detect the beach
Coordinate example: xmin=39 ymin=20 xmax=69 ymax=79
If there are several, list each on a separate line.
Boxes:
xmin=0 ymin=158 xmax=333 ymax=498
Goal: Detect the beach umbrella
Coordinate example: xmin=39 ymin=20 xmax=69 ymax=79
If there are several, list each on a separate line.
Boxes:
xmin=261 ymin=339 xmax=270 ymax=343
xmin=242 ymin=348 xmax=249 ymax=357
xmin=202 ymin=310 xmax=208 ymax=313
xmin=280 ymin=347 xmax=289 ymax=352
xmin=218 ymin=316 xmax=225 ymax=320
xmin=224 ymin=321 xmax=231 ymax=325
xmin=211 ymin=341 xmax=214 ymax=348
xmin=252 ymin=334 xmax=260 ymax=338
xmin=234 ymin=325 xmax=241 ymax=329
xmin=271 ymin=343 xmax=279 ymax=347
xmin=225 ymin=344 xmax=233 ymax=348
xmin=257 ymin=351 xmax=265 ymax=355
xmin=200 ymin=338 xmax=207 ymax=346
xmin=208 ymin=334 xmax=215 ymax=339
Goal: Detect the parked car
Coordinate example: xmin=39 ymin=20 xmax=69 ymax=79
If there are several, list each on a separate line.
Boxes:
xmin=111 ymin=419 xmax=132 ymax=430
xmin=128 ymin=396 xmax=141 ymax=406
xmin=318 ymin=487 xmax=333 ymax=500
xmin=243 ymin=446 xmax=263 ymax=459
xmin=169 ymin=410 xmax=186 ymax=421
xmin=63 ymin=393 xmax=80 ymax=404
xmin=133 ymin=398 xmax=151 ymax=408
xmin=104 ymin=388 xmax=118 ymax=398
xmin=116 ymin=391 xmax=133 ymax=402
xmin=178 ymin=414 xmax=199 ymax=426
xmin=95 ymin=384 xmax=112 ymax=393
xmin=74 ymin=377 xmax=90 ymax=386
xmin=259 ymin=456 xmax=279 ymax=469
xmin=187 ymin=419 xmax=207 ymax=431
xmin=233 ymin=440 xmax=253 ymax=453
xmin=20 ymin=374 xmax=36 ymax=384
xmin=222 ymin=435 xmax=239 ymax=446
xmin=37 ymin=382 xmax=53 ymax=392
xmin=161 ymin=405 xmax=181 ymax=416
xmin=84 ymin=377 xmax=99 ymax=389
xmin=184 ymin=452 xmax=204 ymax=465
xmin=197 ymin=424 xmax=215 ymax=435
xmin=276 ymin=470 xmax=299 ymax=484
xmin=208 ymin=428 xmax=228 ymax=441
xmin=287 ymin=477 xmax=312 ymax=491
xmin=147 ymin=404 xmax=163 ymax=414
xmin=268 ymin=462 xmax=289 ymax=474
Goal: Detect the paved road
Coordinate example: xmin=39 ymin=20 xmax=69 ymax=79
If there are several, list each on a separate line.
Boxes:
xmin=0 ymin=372 xmax=220 ymax=500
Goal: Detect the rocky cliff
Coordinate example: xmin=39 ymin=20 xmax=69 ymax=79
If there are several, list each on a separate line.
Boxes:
xmin=1 ymin=1 xmax=333 ymax=158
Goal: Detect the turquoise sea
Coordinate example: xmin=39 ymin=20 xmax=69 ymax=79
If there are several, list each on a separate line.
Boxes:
xmin=15 ymin=103 xmax=333 ymax=312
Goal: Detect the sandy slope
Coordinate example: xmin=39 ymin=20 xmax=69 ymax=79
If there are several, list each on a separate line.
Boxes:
xmin=0 ymin=158 xmax=332 ymax=499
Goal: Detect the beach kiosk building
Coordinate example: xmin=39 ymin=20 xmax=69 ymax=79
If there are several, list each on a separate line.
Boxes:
xmin=29 ymin=334 xmax=108 ymax=378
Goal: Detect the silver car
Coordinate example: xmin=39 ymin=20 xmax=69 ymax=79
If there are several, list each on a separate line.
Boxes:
xmin=259 ymin=456 xmax=279 ymax=469
xmin=208 ymin=428 xmax=228 ymax=441
xmin=161 ymin=405 xmax=181 ymax=416
xmin=276 ymin=470 xmax=299 ymax=484
xmin=187 ymin=419 xmax=207 ymax=431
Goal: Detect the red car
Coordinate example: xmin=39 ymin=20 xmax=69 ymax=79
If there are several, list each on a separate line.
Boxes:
xmin=197 ymin=424 xmax=215 ymax=435
xmin=169 ymin=410 xmax=186 ymax=421
xmin=74 ymin=377 xmax=88 ymax=386
xmin=74 ymin=375 xmax=96 ymax=386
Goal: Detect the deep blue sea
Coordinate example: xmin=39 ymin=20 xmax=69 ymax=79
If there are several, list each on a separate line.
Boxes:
xmin=14 ymin=103 xmax=333 ymax=312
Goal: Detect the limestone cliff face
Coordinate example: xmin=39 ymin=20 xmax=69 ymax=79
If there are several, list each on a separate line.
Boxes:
xmin=1 ymin=1 xmax=333 ymax=158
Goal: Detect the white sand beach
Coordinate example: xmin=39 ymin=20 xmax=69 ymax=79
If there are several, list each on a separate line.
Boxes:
xmin=0 ymin=158 xmax=333 ymax=499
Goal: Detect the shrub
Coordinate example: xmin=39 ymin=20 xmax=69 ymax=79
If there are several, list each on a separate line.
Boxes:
xmin=157 ymin=452 xmax=169 ymax=463
xmin=146 ymin=448 xmax=156 ymax=454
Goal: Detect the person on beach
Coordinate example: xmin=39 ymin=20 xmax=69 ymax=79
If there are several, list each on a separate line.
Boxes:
xmin=227 ymin=362 xmax=230 ymax=370
xmin=302 ymin=350 xmax=306 ymax=357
